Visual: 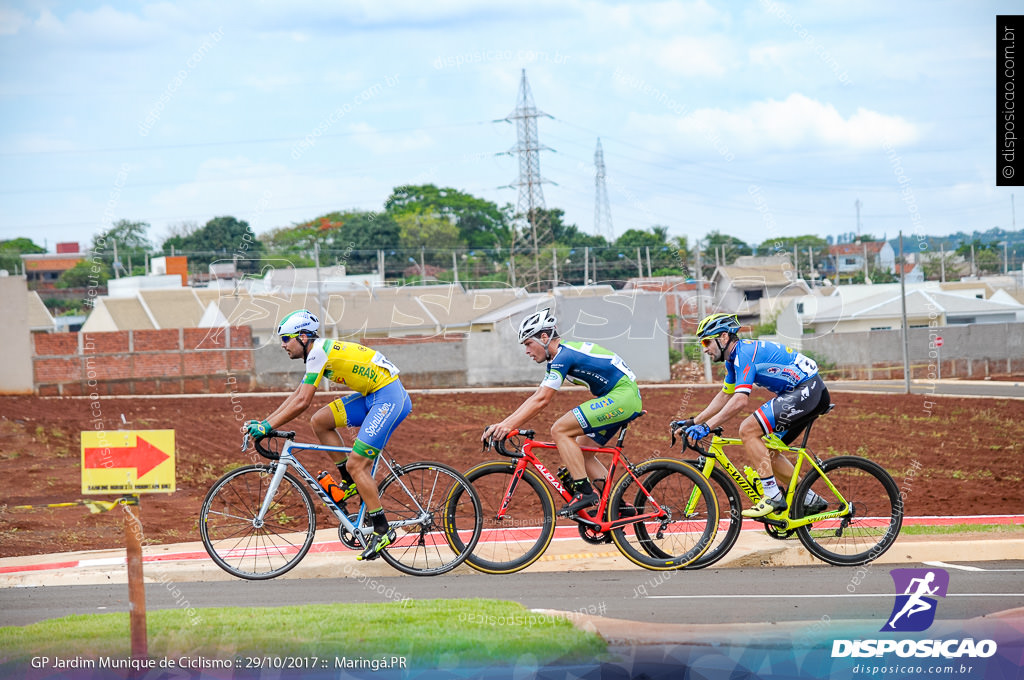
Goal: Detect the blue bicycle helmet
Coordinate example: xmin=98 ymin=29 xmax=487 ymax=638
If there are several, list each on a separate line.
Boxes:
xmin=696 ymin=313 xmax=741 ymax=338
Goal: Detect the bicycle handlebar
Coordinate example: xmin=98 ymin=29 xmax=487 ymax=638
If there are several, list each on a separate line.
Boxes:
xmin=670 ymin=421 xmax=723 ymax=455
xmin=486 ymin=429 xmax=535 ymax=459
xmin=245 ymin=430 xmax=296 ymax=460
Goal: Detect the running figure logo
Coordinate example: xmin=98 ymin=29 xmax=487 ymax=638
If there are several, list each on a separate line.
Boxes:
xmin=881 ymin=568 xmax=949 ymax=632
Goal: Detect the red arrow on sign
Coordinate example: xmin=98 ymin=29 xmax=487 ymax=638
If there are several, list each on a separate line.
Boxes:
xmin=83 ymin=437 xmax=170 ymax=478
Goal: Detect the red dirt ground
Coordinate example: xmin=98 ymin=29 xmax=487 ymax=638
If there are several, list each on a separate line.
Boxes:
xmin=1 ymin=388 xmax=1021 ymax=558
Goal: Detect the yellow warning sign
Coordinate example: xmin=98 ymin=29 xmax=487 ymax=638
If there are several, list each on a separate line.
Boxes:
xmin=81 ymin=430 xmax=175 ymax=495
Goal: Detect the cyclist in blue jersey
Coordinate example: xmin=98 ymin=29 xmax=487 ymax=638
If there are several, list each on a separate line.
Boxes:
xmin=482 ymin=308 xmax=643 ymax=517
xmin=679 ymin=313 xmax=830 ymax=519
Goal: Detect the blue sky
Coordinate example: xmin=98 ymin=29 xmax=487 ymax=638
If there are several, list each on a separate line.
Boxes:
xmin=0 ymin=1 xmax=1017 ymax=252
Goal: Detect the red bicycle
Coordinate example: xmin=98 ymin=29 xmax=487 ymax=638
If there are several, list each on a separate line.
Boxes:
xmin=465 ymin=420 xmax=719 ymax=573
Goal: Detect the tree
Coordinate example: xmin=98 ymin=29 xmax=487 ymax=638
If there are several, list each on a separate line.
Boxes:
xmin=756 ymin=234 xmax=829 ymax=256
xmin=93 ymin=219 xmax=152 ymax=275
xmin=0 ymin=237 xmax=46 ymax=274
xmin=395 ymin=208 xmax=460 ymax=250
xmin=162 ymin=216 xmax=264 ymax=271
xmin=704 ymin=230 xmax=752 ymax=268
xmin=955 ymin=239 xmax=1001 ymax=275
xmin=56 ymin=259 xmax=111 ymax=288
xmin=385 ymin=184 xmax=511 ymax=249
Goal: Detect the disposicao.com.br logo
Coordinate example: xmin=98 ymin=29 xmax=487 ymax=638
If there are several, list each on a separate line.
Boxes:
xmin=831 ymin=568 xmax=998 ymax=660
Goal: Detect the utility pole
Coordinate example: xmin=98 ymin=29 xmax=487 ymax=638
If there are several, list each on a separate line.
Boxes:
xmin=695 ymin=241 xmax=711 ymax=383
xmin=584 ymin=246 xmax=589 ymax=284
xmin=594 ymin=138 xmax=614 ymax=240
xmin=898 ymin=231 xmax=911 ymax=394
xmin=855 ymin=198 xmax=862 ymax=238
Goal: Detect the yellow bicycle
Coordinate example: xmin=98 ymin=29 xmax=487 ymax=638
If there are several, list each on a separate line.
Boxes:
xmin=672 ymin=407 xmax=903 ymax=567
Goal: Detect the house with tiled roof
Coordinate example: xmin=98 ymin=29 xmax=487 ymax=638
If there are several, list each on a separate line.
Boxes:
xmin=827 ymin=240 xmax=895 ymax=278
xmin=20 ymin=242 xmax=85 ymax=289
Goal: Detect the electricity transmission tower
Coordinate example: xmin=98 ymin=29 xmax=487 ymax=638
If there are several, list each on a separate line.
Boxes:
xmin=593 ymin=137 xmax=614 ymax=240
xmin=500 ymin=69 xmax=554 ymax=289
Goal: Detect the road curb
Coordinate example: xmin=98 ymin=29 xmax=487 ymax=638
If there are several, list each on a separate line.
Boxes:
xmin=1 ymin=527 xmax=1022 ymax=588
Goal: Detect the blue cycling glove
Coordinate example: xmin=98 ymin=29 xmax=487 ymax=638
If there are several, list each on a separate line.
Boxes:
xmin=246 ymin=419 xmax=272 ymax=438
xmin=685 ymin=422 xmax=711 ymax=442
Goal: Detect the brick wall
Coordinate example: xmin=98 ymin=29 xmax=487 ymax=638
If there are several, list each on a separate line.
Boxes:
xmin=33 ymin=327 xmax=255 ymax=396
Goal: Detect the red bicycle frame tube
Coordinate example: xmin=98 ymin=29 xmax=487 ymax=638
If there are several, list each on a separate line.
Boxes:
xmin=492 ymin=433 xmax=667 ymax=532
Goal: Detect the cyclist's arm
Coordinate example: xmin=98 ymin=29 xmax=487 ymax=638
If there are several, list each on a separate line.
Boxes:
xmin=483 ymin=386 xmax=557 ymax=441
xmin=694 ymin=390 xmax=731 ymax=423
xmin=703 ymin=391 xmax=750 ymax=430
xmin=264 ymin=382 xmax=318 ymax=428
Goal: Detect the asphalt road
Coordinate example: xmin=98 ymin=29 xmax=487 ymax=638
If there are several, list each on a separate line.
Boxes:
xmin=3 ymin=561 xmax=1022 ymax=628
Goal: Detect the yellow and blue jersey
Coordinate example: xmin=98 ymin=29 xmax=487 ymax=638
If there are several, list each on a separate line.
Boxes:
xmin=302 ymin=340 xmax=400 ymax=395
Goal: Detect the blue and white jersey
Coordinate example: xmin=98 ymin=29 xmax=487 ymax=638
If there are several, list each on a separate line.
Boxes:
xmin=539 ymin=341 xmax=637 ymax=397
xmin=723 ymin=339 xmax=818 ymax=395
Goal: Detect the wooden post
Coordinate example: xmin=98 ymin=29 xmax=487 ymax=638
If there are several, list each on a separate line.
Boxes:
xmin=122 ymin=496 xmax=148 ymax=660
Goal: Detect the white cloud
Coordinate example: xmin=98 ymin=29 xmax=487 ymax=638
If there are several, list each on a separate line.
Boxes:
xmin=0 ymin=7 xmax=28 ymax=35
xmin=28 ymin=5 xmax=164 ymax=47
xmin=628 ymin=93 xmax=919 ymax=156
xmin=347 ymin=123 xmax=434 ymax=154
xmin=653 ymin=35 xmax=735 ymax=77
xmin=8 ymin=133 xmax=78 ymax=154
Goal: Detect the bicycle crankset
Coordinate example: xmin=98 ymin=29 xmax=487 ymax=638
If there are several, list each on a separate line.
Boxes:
xmin=577 ymin=523 xmax=612 ymax=545
xmin=764 ymin=524 xmax=798 ymax=540
xmin=338 ymin=514 xmax=364 ymax=549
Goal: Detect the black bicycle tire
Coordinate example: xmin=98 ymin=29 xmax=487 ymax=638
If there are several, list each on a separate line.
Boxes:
xmin=680 ymin=464 xmax=744 ymax=569
xmin=461 ymin=460 xmax=556 ymax=574
xmin=608 ymin=458 xmax=719 ymax=570
xmin=199 ymin=464 xmax=317 ymax=580
xmin=375 ymin=461 xmax=483 ymax=576
xmin=793 ymin=456 xmax=903 ymax=566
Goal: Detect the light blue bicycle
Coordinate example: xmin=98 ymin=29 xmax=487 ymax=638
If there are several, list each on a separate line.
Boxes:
xmin=199 ymin=430 xmax=482 ymax=579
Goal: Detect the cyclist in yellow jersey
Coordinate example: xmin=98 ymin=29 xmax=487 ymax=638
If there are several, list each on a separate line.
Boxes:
xmin=246 ymin=309 xmax=412 ymax=560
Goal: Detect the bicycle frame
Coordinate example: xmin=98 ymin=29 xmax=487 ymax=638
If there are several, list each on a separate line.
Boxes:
xmin=252 ymin=438 xmax=429 ymax=542
xmin=686 ymin=435 xmax=853 ymax=532
xmin=497 ymin=432 xmax=671 ymax=533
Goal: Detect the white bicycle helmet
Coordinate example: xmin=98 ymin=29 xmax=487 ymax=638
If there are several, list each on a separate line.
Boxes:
xmin=518 ymin=308 xmax=557 ymax=343
xmin=277 ymin=309 xmax=320 ymax=337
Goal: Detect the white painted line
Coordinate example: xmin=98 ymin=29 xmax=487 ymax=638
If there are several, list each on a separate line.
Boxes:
xmin=78 ymin=558 xmax=125 ymax=567
xmin=646 ymin=593 xmax=1024 ymax=599
xmin=924 ymin=561 xmax=1024 ymax=572
xmin=924 ymin=561 xmax=985 ymax=571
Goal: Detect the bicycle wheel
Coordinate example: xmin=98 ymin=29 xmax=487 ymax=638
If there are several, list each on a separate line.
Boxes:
xmin=793 ymin=456 xmax=903 ymax=566
xmin=679 ymin=463 xmax=744 ymax=570
xmin=199 ymin=464 xmax=316 ymax=580
xmin=608 ymin=458 xmax=718 ymax=570
xmin=460 ymin=461 xmax=556 ymax=574
xmin=376 ymin=461 xmax=482 ymax=576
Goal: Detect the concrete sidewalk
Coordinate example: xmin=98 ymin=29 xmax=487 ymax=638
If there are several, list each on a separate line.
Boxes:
xmin=2 ymin=528 xmax=1022 ymax=588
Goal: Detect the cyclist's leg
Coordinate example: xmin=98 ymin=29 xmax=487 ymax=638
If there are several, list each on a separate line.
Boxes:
xmin=576 ymin=434 xmax=607 ymax=487
xmin=559 ymin=380 xmax=642 ymax=505
xmin=551 ymin=413 xmax=587 ymax=479
xmin=312 ymin=394 xmax=363 ymax=447
xmin=764 ymin=377 xmax=829 ymax=487
xmin=347 ymin=381 xmax=412 ymax=512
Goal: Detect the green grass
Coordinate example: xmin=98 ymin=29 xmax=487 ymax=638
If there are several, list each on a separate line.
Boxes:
xmin=901 ymin=523 xmax=1024 ymax=536
xmin=0 ymin=599 xmax=605 ymax=668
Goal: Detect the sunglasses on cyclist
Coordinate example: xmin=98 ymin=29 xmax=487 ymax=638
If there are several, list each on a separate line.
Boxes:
xmin=700 ymin=336 xmax=719 ymax=348
xmin=280 ymin=334 xmax=298 ymax=344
